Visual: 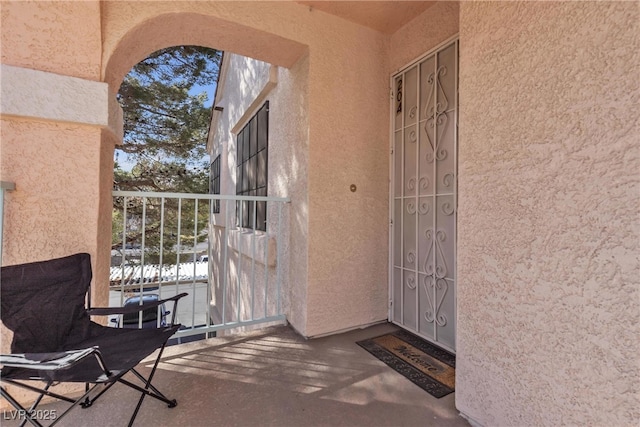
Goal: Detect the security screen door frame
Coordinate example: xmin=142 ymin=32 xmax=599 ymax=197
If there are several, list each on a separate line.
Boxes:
xmin=389 ymin=36 xmax=458 ymax=353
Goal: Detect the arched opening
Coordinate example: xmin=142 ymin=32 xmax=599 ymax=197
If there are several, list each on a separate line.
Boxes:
xmin=99 ymin=2 xmax=394 ymax=341
xmin=101 ymin=11 xmax=310 ymax=340
xmin=109 ymin=45 xmax=221 ymax=344
xmin=103 ymin=12 xmax=307 ymax=96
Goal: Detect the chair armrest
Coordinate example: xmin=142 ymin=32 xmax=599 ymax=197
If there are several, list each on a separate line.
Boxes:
xmin=0 ymin=347 xmax=100 ymax=371
xmin=88 ymin=293 xmax=189 ymax=316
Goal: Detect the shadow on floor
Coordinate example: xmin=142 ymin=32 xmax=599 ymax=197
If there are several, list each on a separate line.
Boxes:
xmin=1 ymin=323 xmax=468 ymax=427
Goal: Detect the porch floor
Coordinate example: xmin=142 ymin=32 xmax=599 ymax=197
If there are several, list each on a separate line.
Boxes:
xmin=4 ymin=323 xmax=468 ymax=426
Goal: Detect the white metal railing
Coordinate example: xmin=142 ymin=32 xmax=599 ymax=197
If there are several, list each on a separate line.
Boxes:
xmin=0 ymin=181 xmax=16 ymax=266
xmin=111 ymin=190 xmax=290 ymax=340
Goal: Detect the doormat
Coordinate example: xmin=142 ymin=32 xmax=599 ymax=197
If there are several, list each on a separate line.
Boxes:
xmin=356 ymin=329 xmax=455 ymax=398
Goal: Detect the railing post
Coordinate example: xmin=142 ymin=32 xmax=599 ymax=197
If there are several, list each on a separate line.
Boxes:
xmin=110 ymin=190 xmax=289 ymax=338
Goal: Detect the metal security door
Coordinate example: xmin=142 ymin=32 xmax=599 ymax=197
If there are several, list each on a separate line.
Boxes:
xmin=390 ymin=39 xmax=457 ymax=353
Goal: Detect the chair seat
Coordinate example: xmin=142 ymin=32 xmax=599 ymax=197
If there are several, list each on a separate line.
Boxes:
xmin=1 ymin=253 xmax=186 ymax=426
xmin=2 ymin=322 xmax=180 ymax=383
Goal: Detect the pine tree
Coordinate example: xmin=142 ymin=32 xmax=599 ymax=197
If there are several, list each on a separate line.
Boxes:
xmin=112 ymin=46 xmax=221 ymax=265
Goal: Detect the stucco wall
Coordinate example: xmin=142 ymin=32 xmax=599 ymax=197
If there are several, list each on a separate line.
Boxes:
xmin=0 ymin=0 xmax=101 ymax=80
xmin=0 ymin=0 xmax=107 ymax=267
xmin=270 ymin=55 xmax=310 ymax=331
xmin=101 ymin=3 xmax=308 ymax=94
xmin=0 ymin=119 xmax=104 ymax=266
xmin=208 ymin=52 xmax=309 ymax=334
xmin=0 ymin=2 xmax=112 ymax=281
xmin=102 ymin=1 xmax=389 ymax=337
xmin=0 ymin=2 xmax=113 ymax=407
xmin=1 ymin=0 xmax=638 ymax=421
xmin=303 ymin=10 xmax=389 ymax=337
xmin=456 ymin=2 xmax=639 ymax=425
xmin=0 ymin=118 xmax=105 ymax=407
xmin=389 ymin=1 xmax=459 ymax=72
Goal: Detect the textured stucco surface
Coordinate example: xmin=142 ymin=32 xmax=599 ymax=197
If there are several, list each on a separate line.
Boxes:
xmin=389 ymin=0 xmax=459 ymax=72
xmin=456 ymin=2 xmax=639 ymax=425
xmin=0 ymin=118 xmax=106 ymax=408
xmin=0 ymin=0 xmax=637 ymax=421
xmin=0 ymin=0 xmax=101 ymax=80
xmin=270 ymin=55 xmax=310 ymax=332
xmin=101 ymin=3 xmax=308 ymax=93
xmin=0 ymin=0 xmax=110 ymax=276
xmin=303 ymin=10 xmax=389 ymax=338
xmin=208 ymin=54 xmax=283 ymax=330
xmin=0 ymin=1 xmax=113 ymax=409
xmin=0 ymin=119 xmax=103 ymax=265
xmin=208 ymin=52 xmax=309 ymax=334
xmin=1 ymin=64 xmax=109 ymax=126
xmin=102 ymin=1 xmax=389 ymax=337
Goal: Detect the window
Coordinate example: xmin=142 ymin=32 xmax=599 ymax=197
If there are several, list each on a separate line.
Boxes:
xmin=236 ymin=101 xmax=268 ymax=231
xmin=209 ymin=155 xmax=221 ymax=213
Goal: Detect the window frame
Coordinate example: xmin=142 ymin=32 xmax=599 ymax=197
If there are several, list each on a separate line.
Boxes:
xmin=236 ymin=101 xmax=269 ymax=231
xmin=209 ymin=154 xmax=221 ymax=214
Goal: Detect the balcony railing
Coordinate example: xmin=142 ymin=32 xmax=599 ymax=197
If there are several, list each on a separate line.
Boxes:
xmin=111 ymin=190 xmax=290 ymax=341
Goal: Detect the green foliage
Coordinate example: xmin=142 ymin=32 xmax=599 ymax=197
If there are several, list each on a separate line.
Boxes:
xmin=112 ymin=46 xmax=221 ymax=262
xmin=115 ymin=46 xmax=221 ymax=194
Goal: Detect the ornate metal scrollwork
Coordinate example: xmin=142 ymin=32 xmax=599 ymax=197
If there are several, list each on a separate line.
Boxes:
xmin=423 ymin=228 xmax=449 ymax=278
xmin=441 ymin=202 xmax=455 ymax=216
xmin=406 ymin=274 xmax=416 ymax=290
xmin=422 ymin=276 xmax=448 ymax=326
xmin=407 ymin=177 xmax=416 ymax=191
xmin=392 ymin=44 xmax=457 ymax=342
xmin=423 ymin=65 xmax=450 ymax=163
xmin=443 ymin=173 xmax=454 ymax=188
xmin=418 ymin=201 xmax=430 ymax=215
xmin=406 ymin=250 xmax=416 ymax=265
xmin=419 ymin=176 xmax=429 ymax=191
xmin=425 ymin=112 xmax=449 ymax=163
xmin=434 ymin=66 xmax=449 ymax=115
xmin=425 ymin=66 xmax=449 ymax=119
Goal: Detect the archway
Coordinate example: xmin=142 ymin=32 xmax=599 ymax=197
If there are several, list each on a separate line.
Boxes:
xmin=99 ymin=9 xmax=310 ymax=335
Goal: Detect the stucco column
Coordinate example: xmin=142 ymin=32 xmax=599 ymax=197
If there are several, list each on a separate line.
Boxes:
xmin=0 ymin=64 xmax=118 ymax=305
xmin=0 ymin=65 xmax=119 ymax=409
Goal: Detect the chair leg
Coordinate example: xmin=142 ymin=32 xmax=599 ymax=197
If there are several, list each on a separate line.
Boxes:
xmin=1 ymin=386 xmax=44 ymax=427
xmin=1 ymin=379 xmax=76 ymax=404
xmin=81 ymin=382 xmax=91 ymax=408
xmin=125 ymin=342 xmax=176 ymax=427
xmin=47 ymin=385 xmax=101 ymax=427
xmin=18 ymin=381 xmax=52 ymax=427
xmin=79 ymin=381 xmax=116 ymax=408
xmin=2 ymin=380 xmax=101 ymax=427
xmin=130 ymin=368 xmax=168 ymax=400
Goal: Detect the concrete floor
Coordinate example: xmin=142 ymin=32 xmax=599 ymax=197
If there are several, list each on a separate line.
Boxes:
xmin=2 ymin=323 xmax=469 ymax=427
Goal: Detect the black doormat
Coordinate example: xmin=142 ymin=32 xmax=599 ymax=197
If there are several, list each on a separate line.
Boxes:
xmin=356 ymin=329 xmax=455 ymax=398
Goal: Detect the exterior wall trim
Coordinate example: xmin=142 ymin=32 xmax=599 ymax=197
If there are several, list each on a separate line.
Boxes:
xmin=206 ymin=53 xmax=229 ymax=154
xmin=230 ymin=64 xmax=278 ymax=135
xmin=0 ymin=64 xmax=109 ymax=127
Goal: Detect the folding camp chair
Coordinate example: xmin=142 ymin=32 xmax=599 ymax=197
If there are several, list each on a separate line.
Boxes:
xmin=0 ymin=253 xmax=187 ymax=426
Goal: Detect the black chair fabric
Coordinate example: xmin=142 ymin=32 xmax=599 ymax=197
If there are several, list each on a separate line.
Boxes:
xmin=0 ymin=253 xmax=183 ymax=425
xmin=1 ymin=253 xmax=93 ymax=354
